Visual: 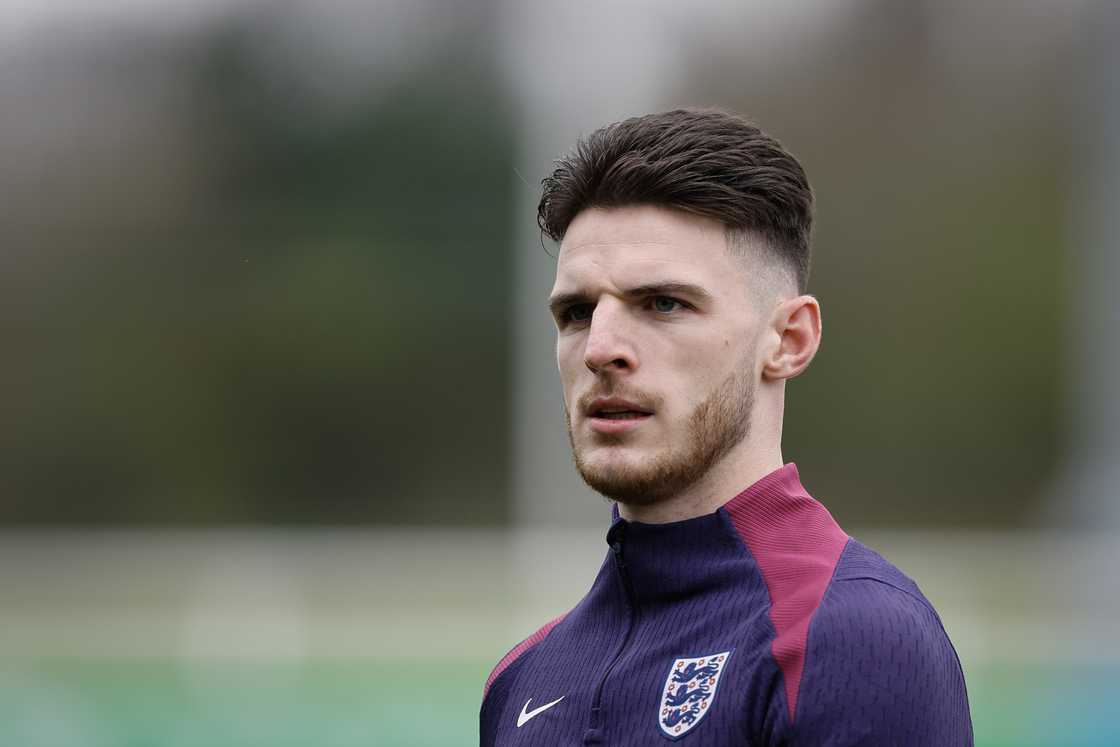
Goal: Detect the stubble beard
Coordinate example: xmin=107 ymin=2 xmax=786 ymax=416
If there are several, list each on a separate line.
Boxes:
xmin=565 ymin=368 xmax=755 ymax=507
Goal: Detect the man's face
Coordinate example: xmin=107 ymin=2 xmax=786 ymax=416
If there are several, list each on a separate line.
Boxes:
xmin=550 ymin=205 xmax=766 ymax=507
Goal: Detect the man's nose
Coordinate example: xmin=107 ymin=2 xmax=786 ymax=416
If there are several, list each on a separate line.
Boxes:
xmin=583 ymin=303 xmax=637 ymax=374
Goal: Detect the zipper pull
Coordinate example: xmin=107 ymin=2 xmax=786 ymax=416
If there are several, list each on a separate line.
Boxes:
xmin=609 ymin=521 xmax=627 ymax=556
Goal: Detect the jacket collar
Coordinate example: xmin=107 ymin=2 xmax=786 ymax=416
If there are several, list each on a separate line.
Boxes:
xmin=601 ymin=463 xmax=808 ymax=604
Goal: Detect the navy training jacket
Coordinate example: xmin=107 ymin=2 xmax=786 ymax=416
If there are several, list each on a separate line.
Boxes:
xmin=480 ymin=463 xmax=972 ymax=745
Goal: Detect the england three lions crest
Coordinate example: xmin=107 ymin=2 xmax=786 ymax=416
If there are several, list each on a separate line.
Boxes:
xmin=657 ymin=650 xmax=733 ymax=739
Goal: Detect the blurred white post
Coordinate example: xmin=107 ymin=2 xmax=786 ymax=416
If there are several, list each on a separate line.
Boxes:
xmin=1049 ymin=0 xmax=1120 ymax=528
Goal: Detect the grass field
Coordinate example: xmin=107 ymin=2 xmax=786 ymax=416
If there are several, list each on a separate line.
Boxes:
xmin=3 ymin=659 xmax=1119 ymax=746
xmin=1 ymin=529 xmax=1116 ymax=746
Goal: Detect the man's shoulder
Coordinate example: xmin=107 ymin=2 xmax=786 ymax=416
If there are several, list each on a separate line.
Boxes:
xmin=793 ymin=539 xmax=973 ymax=743
xmin=804 ymin=537 xmax=966 ymax=703
xmin=828 ymin=537 xmax=933 ymax=616
xmin=482 ymin=613 xmax=568 ymax=701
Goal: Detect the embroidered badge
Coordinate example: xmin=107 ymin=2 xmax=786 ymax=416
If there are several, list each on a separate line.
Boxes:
xmin=657 ymin=650 xmax=733 ymax=739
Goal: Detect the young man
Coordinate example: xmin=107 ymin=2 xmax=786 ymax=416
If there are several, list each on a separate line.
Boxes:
xmin=481 ymin=110 xmax=972 ymax=745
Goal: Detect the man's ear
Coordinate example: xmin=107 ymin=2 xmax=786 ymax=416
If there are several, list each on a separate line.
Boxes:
xmin=761 ymin=295 xmax=822 ymax=381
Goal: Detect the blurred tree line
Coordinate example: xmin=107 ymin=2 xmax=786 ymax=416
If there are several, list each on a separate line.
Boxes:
xmin=2 ymin=14 xmax=515 ymax=524
xmin=2 ymin=2 xmax=1070 ymax=527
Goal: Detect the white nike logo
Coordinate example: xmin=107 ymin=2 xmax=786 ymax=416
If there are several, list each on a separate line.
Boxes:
xmin=517 ymin=696 xmax=565 ymax=727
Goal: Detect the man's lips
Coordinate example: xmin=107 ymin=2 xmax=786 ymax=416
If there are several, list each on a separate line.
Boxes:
xmin=584 ymin=397 xmax=654 ymax=434
xmin=586 ymin=397 xmax=653 ymax=417
xmin=587 ymin=412 xmax=652 ymax=434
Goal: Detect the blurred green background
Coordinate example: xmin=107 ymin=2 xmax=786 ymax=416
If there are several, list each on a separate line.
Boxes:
xmin=2 ymin=0 xmax=1117 ymax=745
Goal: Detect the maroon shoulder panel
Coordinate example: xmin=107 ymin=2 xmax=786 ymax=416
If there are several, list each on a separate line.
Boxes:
xmin=483 ymin=613 xmax=568 ymax=698
xmin=723 ymin=463 xmax=849 ymax=721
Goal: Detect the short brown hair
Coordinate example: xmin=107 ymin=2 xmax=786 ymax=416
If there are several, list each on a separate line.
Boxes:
xmin=537 ymin=109 xmax=813 ymax=294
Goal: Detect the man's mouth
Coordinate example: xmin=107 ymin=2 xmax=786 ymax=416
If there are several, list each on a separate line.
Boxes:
xmin=584 ymin=397 xmax=654 ymax=432
xmin=592 ymin=410 xmax=651 ymax=420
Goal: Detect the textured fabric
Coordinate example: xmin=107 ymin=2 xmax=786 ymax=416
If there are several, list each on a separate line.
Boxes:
xmin=792 ymin=540 xmax=974 ymax=744
xmin=480 ymin=463 xmax=972 ymax=745
xmin=723 ymin=465 xmax=850 ymax=720
xmin=485 ymin=615 xmax=569 ymax=698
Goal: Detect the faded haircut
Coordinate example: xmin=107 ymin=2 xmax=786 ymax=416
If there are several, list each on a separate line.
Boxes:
xmin=537 ymin=108 xmax=813 ymax=295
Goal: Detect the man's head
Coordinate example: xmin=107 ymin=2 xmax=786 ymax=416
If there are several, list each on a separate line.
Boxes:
xmin=541 ymin=109 xmax=822 ymax=511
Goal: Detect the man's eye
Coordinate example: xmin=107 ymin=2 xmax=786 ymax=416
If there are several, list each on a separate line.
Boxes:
xmin=651 ymin=296 xmax=683 ymax=313
xmin=565 ymin=304 xmax=593 ymax=323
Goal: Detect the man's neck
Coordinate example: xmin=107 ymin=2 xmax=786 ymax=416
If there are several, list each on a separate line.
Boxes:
xmin=616 ymin=447 xmax=784 ymax=524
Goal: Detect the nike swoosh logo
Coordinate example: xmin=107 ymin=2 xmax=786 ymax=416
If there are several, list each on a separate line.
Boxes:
xmin=517 ymin=696 xmax=565 ymax=727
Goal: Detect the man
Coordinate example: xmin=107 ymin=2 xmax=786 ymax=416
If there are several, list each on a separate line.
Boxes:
xmin=480 ymin=109 xmax=972 ymax=745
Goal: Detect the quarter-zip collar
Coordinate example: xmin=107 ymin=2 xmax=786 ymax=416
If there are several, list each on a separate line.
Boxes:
xmin=603 ymin=463 xmax=810 ymax=606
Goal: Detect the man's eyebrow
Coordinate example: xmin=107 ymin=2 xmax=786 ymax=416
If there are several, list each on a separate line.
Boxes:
xmin=548 ymin=281 xmax=713 ymax=316
xmin=623 ymin=282 xmax=713 ymax=302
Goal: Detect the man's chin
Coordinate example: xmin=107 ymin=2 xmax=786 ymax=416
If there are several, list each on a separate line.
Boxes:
xmin=573 ymin=445 xmax=646 ymax=480
xmin=578 ymin=473 xmax=664 ymax=506
xmin=573 ymin=453 xmax=669 ymax=506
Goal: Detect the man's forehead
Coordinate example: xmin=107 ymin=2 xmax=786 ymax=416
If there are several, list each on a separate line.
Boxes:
xmin=558 ymin=205 xmax=728 ymax=270
xmin=555 ymin=243 xmax=741 ymax=300
xmin=552 ymin=252 xmax=709 ymax=293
